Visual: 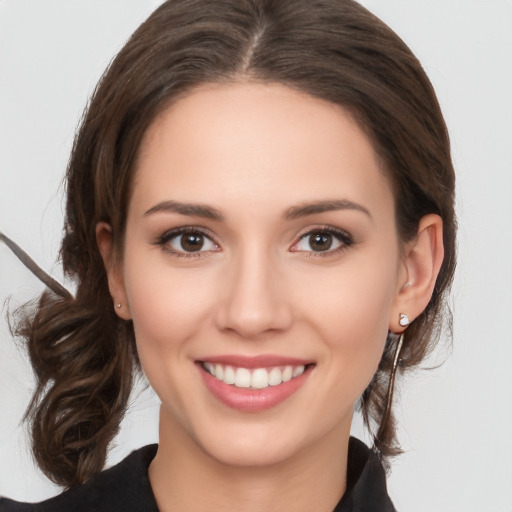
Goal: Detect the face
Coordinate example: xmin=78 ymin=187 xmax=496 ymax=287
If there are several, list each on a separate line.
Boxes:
xmin=115 ymin=82 xmax=406 ymax=467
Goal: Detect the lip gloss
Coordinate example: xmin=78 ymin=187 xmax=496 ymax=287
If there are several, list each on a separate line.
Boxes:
xmin=197 ymin=361 xmax=313 ymax=412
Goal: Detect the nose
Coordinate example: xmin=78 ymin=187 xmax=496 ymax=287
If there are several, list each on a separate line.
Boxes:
xmin=214 ymin=247 xmax=293 ymax=339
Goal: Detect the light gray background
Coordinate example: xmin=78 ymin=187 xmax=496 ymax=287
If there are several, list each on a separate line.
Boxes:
xmin=1 ymin=1 xmax=511 ymax=510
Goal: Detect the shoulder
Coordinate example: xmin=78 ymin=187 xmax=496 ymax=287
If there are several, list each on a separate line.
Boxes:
xmin=1 ymin=439 xmax=396 ymax=512
xmin=0 ymin=445 xmax=159 ymax=512
xmin=334 ymin=437 xmax=397 ymax=512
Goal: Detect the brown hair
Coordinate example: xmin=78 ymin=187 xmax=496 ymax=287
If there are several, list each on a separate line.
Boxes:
xmin=10 ymin=0 xmax=455 ymax=487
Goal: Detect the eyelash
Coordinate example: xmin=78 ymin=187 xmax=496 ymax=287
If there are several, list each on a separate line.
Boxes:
xmin=154 ymin=227 xmax=219 ymax=259
xmin=292 ymin=226 xmax=354 ymax=258
xmin=154 ymin=226 xmax=354 ymax=259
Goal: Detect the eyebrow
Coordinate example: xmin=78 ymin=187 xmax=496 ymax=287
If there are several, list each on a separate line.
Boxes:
xmin=285 ymin=199 xmax=372 ymax=220
xmin=144 ymin=198 xmax=371 ymax=222
xmin=144 ymin=200 xmax=224 ymax=221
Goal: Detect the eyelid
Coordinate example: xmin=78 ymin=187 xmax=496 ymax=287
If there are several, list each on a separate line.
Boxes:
xmin=153 ymin=224 xmax=353 ymax=258
xmin=154 ymin=226 xmax=220 ymax=257
xmin=289 ymin=225 xmax=354 ymax=255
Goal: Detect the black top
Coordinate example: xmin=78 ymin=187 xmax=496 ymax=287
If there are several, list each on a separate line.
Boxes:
xmin=0 ymin=438 xmax=396 ymax=511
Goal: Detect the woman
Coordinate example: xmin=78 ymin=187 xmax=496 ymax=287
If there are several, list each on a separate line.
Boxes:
xmin=0 ymin=0 xmax=455 ymax=510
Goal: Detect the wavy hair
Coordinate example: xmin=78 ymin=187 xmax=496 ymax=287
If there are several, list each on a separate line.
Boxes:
xmin=6 ymin=0 xmax=455 ymax=487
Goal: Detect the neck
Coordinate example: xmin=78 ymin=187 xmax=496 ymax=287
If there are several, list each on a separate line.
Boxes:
xmin=149 ymin=407 xmax=350 ymax=512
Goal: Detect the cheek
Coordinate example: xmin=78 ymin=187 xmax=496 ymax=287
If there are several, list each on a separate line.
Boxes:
xmin=121 ymin=255 xmax=221 ymax=420
xmin=297 ymin=255 xmax=398 ymax=390
xmin=122 ymin=252 xmax=218 ymax=368
xmin=302 ymin=258 xmax=397 ymax=337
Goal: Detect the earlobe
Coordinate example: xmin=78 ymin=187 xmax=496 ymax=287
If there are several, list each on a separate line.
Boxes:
xmin=95 ymin=222 xmax=132 ymax=320
xmin=390 ymin=214 xmax=444 ymax=332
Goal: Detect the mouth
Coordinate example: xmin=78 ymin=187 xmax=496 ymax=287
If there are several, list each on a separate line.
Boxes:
xmin=201 ymin=361 xmax=310 ymax=389
xmin=196 ymin=356 xmax=315 ymax=412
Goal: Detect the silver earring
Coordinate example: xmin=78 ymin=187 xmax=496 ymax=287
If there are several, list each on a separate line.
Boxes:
xmin=399 ymin=313 xmax=410 ymax=327
xmin=116 ymin=303 xmax=122 ymax=309
xmin=375 ymin=331 xmax=405 ymax=452
xmin=385 ymin=331 xmax=405 ymax=413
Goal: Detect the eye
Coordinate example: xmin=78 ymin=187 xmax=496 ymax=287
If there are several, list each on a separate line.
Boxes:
xmin=157 ymin=228 xmax=219 ymax=256
xmin=291 ymin=228 xmax=353 ymax=255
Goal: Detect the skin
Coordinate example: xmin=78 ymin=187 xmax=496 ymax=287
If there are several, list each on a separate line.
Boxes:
xmin=97 ymin=82 xmax=444 ymax=511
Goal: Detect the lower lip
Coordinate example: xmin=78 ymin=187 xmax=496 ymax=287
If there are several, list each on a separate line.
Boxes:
xmin=198 ymin=364 xmax=313 ymax=412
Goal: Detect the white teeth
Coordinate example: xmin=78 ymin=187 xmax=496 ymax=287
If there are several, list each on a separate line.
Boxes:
xmin=204 ymin=362 xmax=215 ymax=375
xmin=269 ymin=367 xmax=282 ymax=386
xmin=293 ymin=365 xmax=305 ymax=378
xmin=234 ymin=368 xmax=251 ymax=388
xmin=251 ymin=368 xmax=269 ymax=389
xmin=223 ymin=365 xmax=236 ymax=384
xmin=282 ymin=366 xmax=293 ymax=382
xmin=204 ymin=362 xmax=306 ymax=389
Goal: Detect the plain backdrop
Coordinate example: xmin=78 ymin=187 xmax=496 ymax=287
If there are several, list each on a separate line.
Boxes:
xmin=1 ymin=1 xmax=511 ymax=511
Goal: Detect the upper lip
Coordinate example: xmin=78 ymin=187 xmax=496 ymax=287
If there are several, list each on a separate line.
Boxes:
xmin=197 ymin=354 xmax=313 ymax=369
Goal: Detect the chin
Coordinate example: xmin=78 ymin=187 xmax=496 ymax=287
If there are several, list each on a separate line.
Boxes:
xmin=200 ymin=431 xmax=308 ymax=468
xmin=190 ymin=409 xmax=349 ymax=470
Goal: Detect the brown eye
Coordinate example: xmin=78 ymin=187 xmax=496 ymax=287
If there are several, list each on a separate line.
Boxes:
xmin=162 ymin=229 xmax=218 ymax=255
xmin=308 ymin=232 xmax=333 ymax=252
xmin=291 ymin=228 xmax=352 ymax=255
xmin=180 ymin=233 xmax=204 ymax=252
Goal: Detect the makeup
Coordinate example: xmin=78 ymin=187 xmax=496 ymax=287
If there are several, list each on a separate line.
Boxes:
xmin=197 ymin=355 xmax=314 ymax=412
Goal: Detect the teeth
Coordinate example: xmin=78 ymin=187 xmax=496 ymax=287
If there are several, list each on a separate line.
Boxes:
xmin=235 ymin=368 xmax=251 ymax=388
xmin=251 ymin=368 xmax=269 ymax=389
xmin=269 ymin=367 xmax=282 ymax=386
xmin=282 ymin=366 xmax=293 ymax=382
xmin=223 ymin=365 xmax=236 ymax=384
xmin=203 ymin=362 xmax=307 ymax=389
xmin=293 ymin=365 xmax=305 ymax=377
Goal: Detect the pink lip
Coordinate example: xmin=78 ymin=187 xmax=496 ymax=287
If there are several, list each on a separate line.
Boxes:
xmin=196 ymin=358 xmax=314 ymax=413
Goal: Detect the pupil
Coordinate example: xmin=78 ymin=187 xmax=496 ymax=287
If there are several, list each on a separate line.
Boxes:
xmin=181 ymin=233 xmax=204 ymax=252
xmin=310 ymin=233 xmax=332 ymax=251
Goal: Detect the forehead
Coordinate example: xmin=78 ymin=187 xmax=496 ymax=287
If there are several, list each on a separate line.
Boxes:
xmin=131 ymin=81 xmax=394 ymax=217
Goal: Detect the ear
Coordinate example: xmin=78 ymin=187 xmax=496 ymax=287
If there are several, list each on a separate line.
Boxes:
xmin=390 ymin=214 xmax=444 ymax=333
xmin=96 ymin=222 xmax=132 ymax=320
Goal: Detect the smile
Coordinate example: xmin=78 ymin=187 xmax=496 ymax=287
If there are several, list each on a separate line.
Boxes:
xmin=197 ymin=357 xmax=314 ymax=412
xmin=202 ymin=362 xmax=306 ymax=389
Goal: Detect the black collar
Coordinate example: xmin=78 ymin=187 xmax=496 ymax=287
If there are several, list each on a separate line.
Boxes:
xmin=0 ymin=437 xmax=395 ymax=511
xmin=335 ymin=437 xmax=396 ymax=511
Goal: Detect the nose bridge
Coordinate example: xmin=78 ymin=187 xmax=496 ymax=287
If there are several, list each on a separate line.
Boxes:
xmin=215 ymin=240 xmax=292 ymax=338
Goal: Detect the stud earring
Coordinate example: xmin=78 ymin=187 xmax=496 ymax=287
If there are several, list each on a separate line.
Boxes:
xmin=116 ymin=303 xmax=122 ymax=309
xmin=399 ymin=313 xmax=410 ymax=327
